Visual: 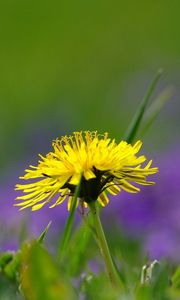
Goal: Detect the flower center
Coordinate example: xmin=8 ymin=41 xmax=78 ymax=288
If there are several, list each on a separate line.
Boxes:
xmin=62 ymin=168 xmax=114 ymax=203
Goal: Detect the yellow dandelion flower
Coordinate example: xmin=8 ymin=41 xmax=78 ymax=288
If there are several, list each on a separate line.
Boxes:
xmin=15 ymin=131 xmax=158 ymax=211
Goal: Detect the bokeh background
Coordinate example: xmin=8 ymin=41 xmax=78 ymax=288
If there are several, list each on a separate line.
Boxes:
xmin=0 ymin=0 xmax=180 ymax=260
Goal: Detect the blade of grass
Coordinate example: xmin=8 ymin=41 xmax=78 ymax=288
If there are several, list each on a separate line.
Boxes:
xmin=123 ymin=69 xmax=163 ymax=143
xmin=57 ymin=175 xmax=82 ymax=260
xmin=38 ymin=221 xmax=52 ymax=244
xmin=139 ymin=86 xmax=174 ymax=137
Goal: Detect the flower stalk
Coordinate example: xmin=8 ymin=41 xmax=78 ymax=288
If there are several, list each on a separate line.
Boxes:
xmin=89 ymin=201 xmax=123 ymax=289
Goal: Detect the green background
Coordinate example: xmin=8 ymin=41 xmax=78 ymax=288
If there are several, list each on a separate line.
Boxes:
xmin=1 ymin=0 xmax=180 ymax=172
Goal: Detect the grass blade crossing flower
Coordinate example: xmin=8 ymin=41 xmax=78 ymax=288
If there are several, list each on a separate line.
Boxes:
xmin=15 ymin=131 xmax=158 ymax=211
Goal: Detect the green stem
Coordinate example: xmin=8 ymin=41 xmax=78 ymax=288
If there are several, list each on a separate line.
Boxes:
xmin=57 ymin=176 xmax=82 ymax=260
xmin=89 ymin=202 xmax=122 ymax=289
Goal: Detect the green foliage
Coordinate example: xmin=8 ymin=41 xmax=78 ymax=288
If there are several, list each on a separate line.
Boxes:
xmin=169 ymin=264 xmax=180 ymax=299
xmin=0 ymin=251 xmax=21 ymax=281
xmin=172 ymin=265 xmax=180 ymax=289
xmin=21 ymin=241 xmax=76 ymax=300
xmin=0 ymin=251 xmax=22 ymax=299
xmin=136 ymin=262 xmax=170 ymax=300
xmin=1 ymin=225 xmax=180 ymax=299
xmin=62 ymin=222 xmax=92 ymax=276
xmin=3 ymin=251 xmax=21 ymax=281
xmin=80 ymin=272 xmax=123 ymax=300
xmin=0 ymin=252 xmax=14 ymax=269
xmin=0 ymin=275 xmax=23 ymax=300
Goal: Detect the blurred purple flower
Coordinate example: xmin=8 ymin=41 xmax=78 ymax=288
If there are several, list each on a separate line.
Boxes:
xmin=103 ymin=146 xmax=180 ymax=261
xmin=0 ymin=162 xmax=69 ymax=251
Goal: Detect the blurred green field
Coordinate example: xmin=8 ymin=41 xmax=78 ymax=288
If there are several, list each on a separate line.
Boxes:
xmin=0 ymin=0 xmax=180 ymax=171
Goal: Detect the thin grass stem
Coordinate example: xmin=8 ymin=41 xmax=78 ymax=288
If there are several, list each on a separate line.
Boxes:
xmin=57 ymin=176 xmax=82 ymax=260
xmin=124 ymin=69 xmax=163 ymax=143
